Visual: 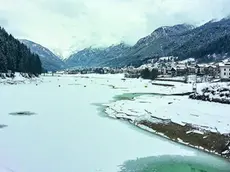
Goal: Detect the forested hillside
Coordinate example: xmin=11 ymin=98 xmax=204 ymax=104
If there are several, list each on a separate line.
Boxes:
xmin=0 ymin=27 xmax=42 ymax=74
xmin=102 ymin=18 xmax=230 ymax=67
xmin=20 ymin=39 xmax=66 ymax=71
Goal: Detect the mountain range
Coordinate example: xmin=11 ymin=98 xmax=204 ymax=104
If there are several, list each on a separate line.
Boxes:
xmin=65 ymin=43 xmax=131 ymax=68
xmin=20 ymin=17 xmax=230 ymax=71
xmin=20 ymin=39 xmax=66 ymax=72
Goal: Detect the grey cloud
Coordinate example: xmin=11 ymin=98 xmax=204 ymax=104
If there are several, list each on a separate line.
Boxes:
xmin=1 ymin=0 xmax=230 ymax=57
xmin=38 ymin=0 xmax=88 ymax=18
xmin=0 ymin=11 xmax=9 ymax=27
xmin=0 ymin=18 xmax=8 ymax=27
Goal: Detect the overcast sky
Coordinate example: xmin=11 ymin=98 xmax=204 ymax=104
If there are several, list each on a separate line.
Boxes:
xmin=0 ymin=0 xmax=230 ymax=57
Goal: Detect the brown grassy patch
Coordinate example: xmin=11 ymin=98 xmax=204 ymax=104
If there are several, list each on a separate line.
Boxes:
xmin=138 ymin=120 xmax=230 ymax=158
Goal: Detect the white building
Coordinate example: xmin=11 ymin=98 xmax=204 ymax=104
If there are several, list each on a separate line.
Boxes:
xmin=220 ymin=61 xmax=230 ymax=79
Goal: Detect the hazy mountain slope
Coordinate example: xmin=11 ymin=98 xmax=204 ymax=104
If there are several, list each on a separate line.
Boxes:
xmin=104 ymin=24 xmax=195 ymax=67
xmin=106 ymin=18 xmax=230 ymax=67
xmin=65 ymin=43 xmax=130 ymax=68
xmin=20 ymin=39 xmax=65 ymax=71
xmin=18 ymin=17 xmax=230 ymax=69
xmin=171 ymin=18 xmax=230 ymax=60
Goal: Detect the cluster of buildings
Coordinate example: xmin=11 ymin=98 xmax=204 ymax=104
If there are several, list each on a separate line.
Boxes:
xmin=65 ymin=67 xmax=123 ymax=75
xmin=121 ymin=57 xmax=230 ymax=81
xmin=156 ymin=62 xmax=218 ymax=77
xmin=54 ymin=57 xmax=230 ymax=81
xmin=146 ymin=58 xmax=230 ymax=80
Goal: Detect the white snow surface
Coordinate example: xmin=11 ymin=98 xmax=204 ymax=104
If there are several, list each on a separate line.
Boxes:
xmin=159 ymin=56 xmax=177 ymax=61
xmin=197 ymin=82 xmax=230 ymax=94
xmin=186 ymin=130 xmax=205 ymax=135
xmin=179 ymin=58 xmax=195 ymax=63
xmin=105 ymin=94 xmax=230 ymax=134
xmin=196 ymin=82 xmax=230 ymax=102
xmin=0 ymin=73 xmax=42 ymax=85
xmin=0 ymin=74 xmax=229 ymax=171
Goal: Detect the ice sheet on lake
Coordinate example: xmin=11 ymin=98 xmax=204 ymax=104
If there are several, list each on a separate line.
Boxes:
xmin=0 ymin=74 xmax=229 ymax=172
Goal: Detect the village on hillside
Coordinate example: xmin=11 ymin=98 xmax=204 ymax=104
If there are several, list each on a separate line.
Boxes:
xmin=56 ymin=57 xmax=230 ymax=83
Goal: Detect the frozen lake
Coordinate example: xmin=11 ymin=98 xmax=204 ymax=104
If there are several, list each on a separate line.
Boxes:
xmin=0 ymin=75 xmax=229 ymax=172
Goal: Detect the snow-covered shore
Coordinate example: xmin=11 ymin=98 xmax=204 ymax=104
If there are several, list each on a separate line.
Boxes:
xmin=105 ymin=94 xmax=230 ymax=134
xmin=0 ymin=73 xmax=42 ymax=85
xmin=103 ymin=77 xmax=230 ymax=159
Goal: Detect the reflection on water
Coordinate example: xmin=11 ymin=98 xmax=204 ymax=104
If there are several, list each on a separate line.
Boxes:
xmin=119 ymin=155 xmax=230 ymax=172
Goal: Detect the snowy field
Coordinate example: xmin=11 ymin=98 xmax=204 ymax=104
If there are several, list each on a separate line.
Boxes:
xmin=0 ymin=74 xmax=230 ymax=171
xmin=0 ymin=73 xmax=42 ymax=85
xmin=105 ymin=94 xmax=230 ymax=134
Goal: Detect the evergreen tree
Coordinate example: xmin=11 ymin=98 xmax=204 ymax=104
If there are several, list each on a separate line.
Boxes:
xmin=0 ymin=26 xmax=42 ymax=74
xmin=0 ymin=51 xmax=7 ymax=72
xmin=141 ymin=68 xmax=158 ymax=80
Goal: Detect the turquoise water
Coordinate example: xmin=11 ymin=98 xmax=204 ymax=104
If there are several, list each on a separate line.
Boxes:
xmin=120 ymin=155 xmax=230 ymax=172
xmin=107 ymin=93 xmax=230 ymax=172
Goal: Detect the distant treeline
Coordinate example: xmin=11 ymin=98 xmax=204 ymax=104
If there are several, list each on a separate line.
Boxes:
xmin=0 ymin=27 xmax=42 ymax=74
